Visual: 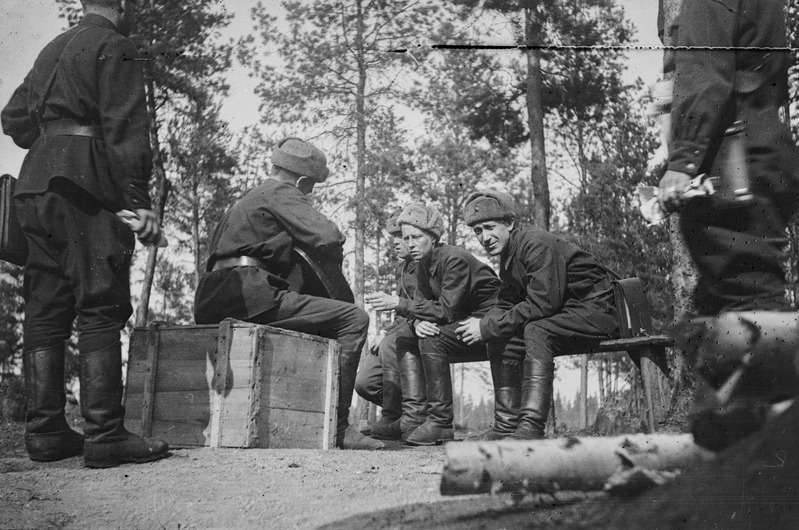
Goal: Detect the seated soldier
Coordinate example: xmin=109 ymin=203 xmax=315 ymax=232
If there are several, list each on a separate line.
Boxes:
xmin=456 ymin=190 xmax=619 ymax=440
xmin=368 ymin=203 xmax=501 ymax=446
xmin=355 ymin=209 xmax=419 ymax=440
xmin=194 ymin=137 xmax=383 ymax=450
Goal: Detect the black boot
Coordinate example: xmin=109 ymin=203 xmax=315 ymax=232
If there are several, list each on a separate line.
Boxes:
xmin=336 ymin=349 xmax=384 ymax=450
xmin=370 ymin=366 xmax=403 ymax=440
xmin=23 ymin=344 xmax=84 ymax=462
xmin=397 ymin=350 xmax=427 ymax=440
xmin=466 ymin=357 xmax=521 ymax=442
xmin=80 ymin=342 xmax=169 ymax=468
xmin=511 ymin=357 xmax=554 ymax=440
xmin=405 ymin=350 xmax=454 ymax=446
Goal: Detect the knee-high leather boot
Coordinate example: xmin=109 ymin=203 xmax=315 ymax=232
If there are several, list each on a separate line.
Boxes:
xmin=81 ymin=341 xmax=169 ymax=468
xmin=511 ymin=357 xmax=554 ymax=440
xmin=397 ymin=350 xmax=427 ymax=440
xmin=465 ymin=356 xmax=520 ymax=441
xmin=23 ymin=344 xmax=84 ymax=462
xmin=405 ymin=349 xmax=454 ymax=446
xmin=370 ymin=366 xmax=403 ymax=440
xmin=335 ymin=348 xmax=384 ymax=450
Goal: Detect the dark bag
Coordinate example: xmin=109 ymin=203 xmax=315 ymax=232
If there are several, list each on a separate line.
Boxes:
xmin=0 ymin=174 xmax=28 ymax=266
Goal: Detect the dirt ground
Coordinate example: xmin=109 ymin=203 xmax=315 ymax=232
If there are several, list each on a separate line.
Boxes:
xmin=3 ymin=406 xmax=799 ymax=530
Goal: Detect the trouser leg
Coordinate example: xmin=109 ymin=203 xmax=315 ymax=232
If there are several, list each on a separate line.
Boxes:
xmin=680 ymin=196 xmax=789 ymax=315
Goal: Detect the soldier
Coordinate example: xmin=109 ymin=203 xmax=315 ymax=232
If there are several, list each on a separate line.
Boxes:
xmin=194 ymin=137 xmax=383 ymax=450
xmin=657 ymin=0 xmax=799 ymax=450
xmin=357 ymin=210 xmax=419 ymax=440
xmin=369 ymin=203 xmax=500 ymax=446
xmin=1 ymin=0 xmax=168 ymax=467
xmin=456 ymin=190 xmax=619 ymax=440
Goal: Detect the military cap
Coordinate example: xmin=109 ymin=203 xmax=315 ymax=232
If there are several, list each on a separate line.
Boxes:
xmin=397 ymin=203 xmax=445 ymax=239
xmin=271 ymin=137 xmax=330 ymax=183
xmin=463 ymin=189 xmax=516 ymax=226
xmin=385 ymin=209 xmax=403 ymax=237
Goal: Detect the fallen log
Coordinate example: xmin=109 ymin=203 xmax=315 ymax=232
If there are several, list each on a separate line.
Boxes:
xmin=440 ymin=434 xmax=714 ymax=496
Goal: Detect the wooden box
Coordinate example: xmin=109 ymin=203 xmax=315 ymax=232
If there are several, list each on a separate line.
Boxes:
xmin=124 ymin=319 xmax=339 ymax=449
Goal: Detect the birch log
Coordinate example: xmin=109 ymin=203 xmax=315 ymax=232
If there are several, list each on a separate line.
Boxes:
xmin=440 ymin=434 xmax=714 ymax=496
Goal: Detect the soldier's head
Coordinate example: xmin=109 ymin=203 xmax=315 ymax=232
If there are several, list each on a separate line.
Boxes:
xmin=81 ymin=0 xmax=139 ymax=36
xmin=271 ymin=137 xmax=330 ymax=195
xmin=385 ymin=209 xmax=410 ymax=260
xmin=463 ymin=189 xmax=516 ymax=257
xmin=397 ymin=203 xmax=444 ymax=261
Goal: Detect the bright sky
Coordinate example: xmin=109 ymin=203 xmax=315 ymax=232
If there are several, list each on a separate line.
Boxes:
xmin=0 ymin=0 xmax=663 ymax=402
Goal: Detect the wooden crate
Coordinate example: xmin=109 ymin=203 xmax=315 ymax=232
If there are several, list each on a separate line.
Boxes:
xmin=124 ymin=319 xmax=339 ymax=450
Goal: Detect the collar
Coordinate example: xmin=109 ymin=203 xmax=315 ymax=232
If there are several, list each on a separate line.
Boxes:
xmin=501 ymin=229 xmax=520 ymax=269
xmin=80 ymin=13 xmax=120 ymax=32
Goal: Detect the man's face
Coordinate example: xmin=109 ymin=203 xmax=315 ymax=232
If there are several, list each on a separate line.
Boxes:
xmin=392 ymin=233 xmax=410 ymax=260
xmin=402 ymin=225 xmax=435 ymax=261
xmin=472 ymin=219 xmax=513 ymax=257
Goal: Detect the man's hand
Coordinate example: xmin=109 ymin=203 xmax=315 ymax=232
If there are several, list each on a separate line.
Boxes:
xmin=455 ymin=317 xmax=482 ymax=345
xmin=368 ymin=331 xmax=386 ymax=355
xmin=365 ymin=292 xmax=400 ymax=311
xmin=414 ymin=320 xmax=440 ymax=338
xmin=658 ymin=170 xmax=692 ymax=213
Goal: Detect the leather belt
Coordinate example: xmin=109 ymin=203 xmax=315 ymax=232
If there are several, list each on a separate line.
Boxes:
xmin=211 ymin=255 xmax=270 ymax=272
xmin=40 ymin=119 xmax=101 ymax=138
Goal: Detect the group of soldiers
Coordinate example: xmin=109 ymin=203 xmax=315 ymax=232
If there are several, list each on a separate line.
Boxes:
xmin=2 ymin=0 xmax=798 ymax=469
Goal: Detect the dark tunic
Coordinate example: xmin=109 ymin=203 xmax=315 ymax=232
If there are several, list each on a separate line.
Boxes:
xmin=2 ymin=14 xmax=152 ymax=212
xmin=1 ymin=15 xmax=151 ymax=350
xmin=668 ymin=0 xmax=798 ymax=314
xmin=396 ymin=243 xmax=500 ymax=324
xmin=194 ymin=178 xmax=346 ymax=323
xmin=479 ymin=227 xmax=617 ymax=342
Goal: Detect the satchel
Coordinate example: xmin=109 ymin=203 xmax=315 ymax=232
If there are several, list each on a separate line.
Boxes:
xmin=0 ymin=174 xmax=28 ymax=266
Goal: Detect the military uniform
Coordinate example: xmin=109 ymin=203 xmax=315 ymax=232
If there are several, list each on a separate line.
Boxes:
xmin=2 ymin=13 xmax=167 ymax=466
xmin=399 ymin=241 xmax=501 ymax=445
xmin=194 ymin=151 xmax=382 ymax=449
xmin=669 ymin=0 xmax=799 ymax=315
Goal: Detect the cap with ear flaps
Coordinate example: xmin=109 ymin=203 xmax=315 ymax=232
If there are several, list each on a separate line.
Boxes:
xmin=385 ymin=209 xmax=403 ymax=237
xmin=463 ymin=189 xmax=516 ymax=226
xmin=271 ymin=137 xmax=330 ymax=183
xmin=397 ymin=203 xmax=445 ymax=239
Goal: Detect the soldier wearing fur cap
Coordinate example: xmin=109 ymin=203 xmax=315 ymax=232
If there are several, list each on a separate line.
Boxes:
xmin=356 ymin=209 xmax=419 ymax=440
xmin=369 ymin=203 xmax=500 ymax=445
xmin=194 ymin=137 xmax=383 ymax=450
xmin=456 ymin=190 xmax=619 ymax=440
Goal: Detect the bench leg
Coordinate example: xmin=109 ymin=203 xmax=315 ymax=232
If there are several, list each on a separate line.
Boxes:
xmin=635 ymin=346 xmax=670 ymax=433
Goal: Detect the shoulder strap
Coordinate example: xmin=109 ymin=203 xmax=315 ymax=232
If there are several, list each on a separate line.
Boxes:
xmin=35 ymin=27 xmax=91 ymax=124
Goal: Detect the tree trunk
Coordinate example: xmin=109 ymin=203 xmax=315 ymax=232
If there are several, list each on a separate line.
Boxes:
xmin=440 ymin=434 xmax=714 ymax=496
xmin=135 ymin=75 xmax=168 ymax=328
xmin=525 ymin=6 xmax=550 ymax=231
xmin=579 ymin=356 xmax=588 ymax=429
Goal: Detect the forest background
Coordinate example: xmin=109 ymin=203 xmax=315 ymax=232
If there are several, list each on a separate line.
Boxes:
xmin=2 ymin=0 xmax=799 ymax=433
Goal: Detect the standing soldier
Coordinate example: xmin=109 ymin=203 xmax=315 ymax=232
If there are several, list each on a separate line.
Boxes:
xmin=357 ymin=209 xmax=419 ymax=440
xmin=657 ymin=0 xmax=799 ymax=449
xmin=194 ymin=137 xmax=383 ymax=450
xmin=1 ymin=0 xmax=168 ymax=467
xmin=457 ymin=190 xmax=619 ymax=440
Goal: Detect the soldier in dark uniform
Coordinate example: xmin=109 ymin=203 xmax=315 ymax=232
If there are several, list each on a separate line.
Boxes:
xmin=381 ymin=203 xmax=500 ymax=446
xmin=659 ymin=0 xmax=799 ymax=316
xmin=1 ymin=0 xmax=168 ymax=467
xmin=457 ymin=190 xmax=618 ymax=440
xmin=194 ymin=137 xmax=383 ymax=450
xmin=356 ymin=210 xmax=419 ymax=440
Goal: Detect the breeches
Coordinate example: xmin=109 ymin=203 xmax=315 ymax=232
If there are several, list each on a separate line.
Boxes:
xmin=15 ymin=182 xmax=134 ymax=352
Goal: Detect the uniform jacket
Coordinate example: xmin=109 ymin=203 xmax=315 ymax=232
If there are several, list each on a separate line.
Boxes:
xmin=479 ymin=227 xmax=616 ymax=342
xmin=2 ymin=14 xmax=152 ymax=211
xmin=668 ymin=0 xmax=798 ymax=209
xmin=194 ymin=178 xmax=345 ymax=323
xmin=383 ymin=258 xmax=417 ymax=334
xmin=396 ymin=243 xmax=500 ymax=325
